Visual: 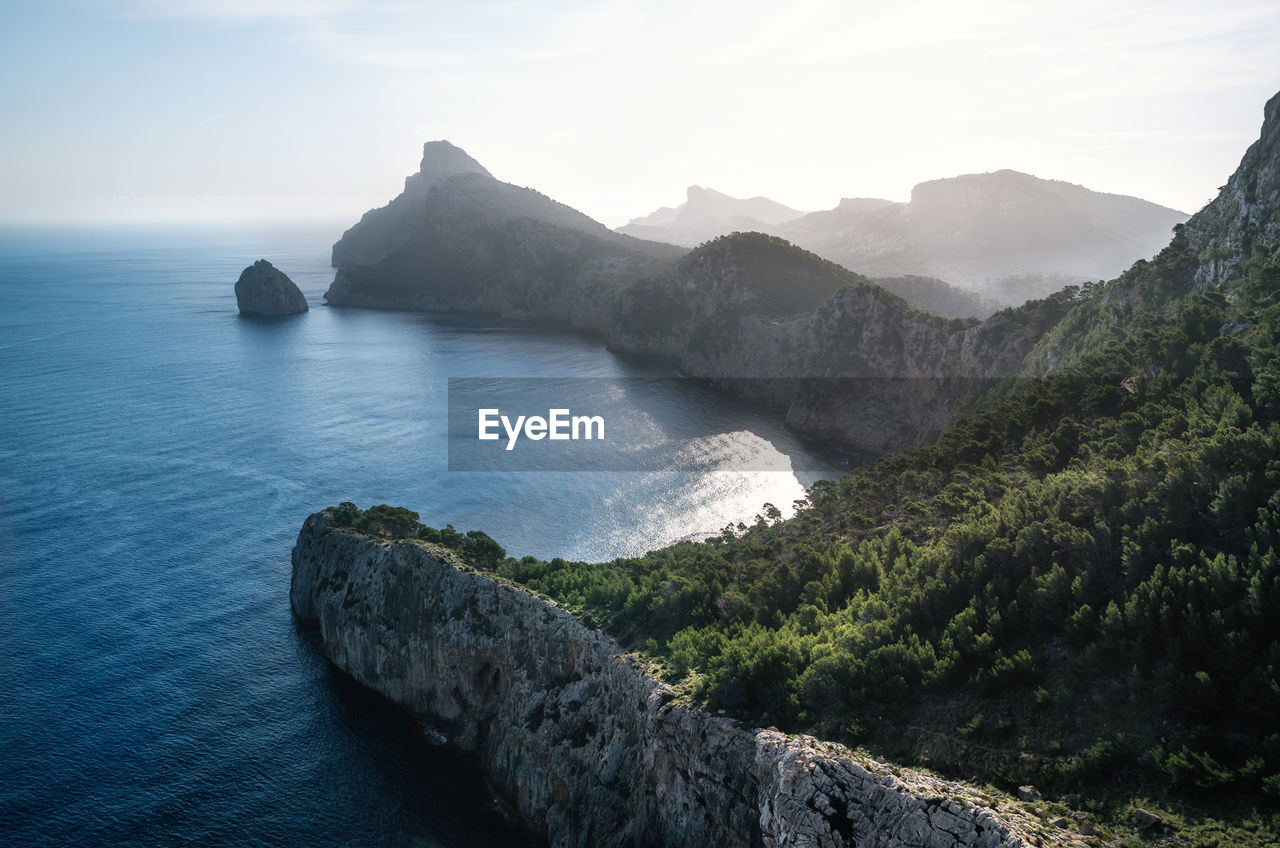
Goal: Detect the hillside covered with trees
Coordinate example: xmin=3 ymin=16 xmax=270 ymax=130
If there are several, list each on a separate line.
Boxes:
xmin=322 ymin=91 xmax=1280 ymax=844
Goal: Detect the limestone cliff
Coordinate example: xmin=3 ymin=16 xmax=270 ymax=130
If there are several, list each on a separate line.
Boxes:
xmin=1184 ymin=89 xmax=1280 ymax=288
xmin=291 ymin=512 xmax=1090 ymax=848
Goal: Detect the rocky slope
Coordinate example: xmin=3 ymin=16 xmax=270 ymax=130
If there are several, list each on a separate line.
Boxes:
xmin=291 ymin=512 xmax=1090 ymax=848
xmin=1184 ymin=89 xmax=1280 ymax=288
xmin=1016 ymin=89 xmax=1280 ymax=377
xmin=234 ymin=259 xmax=307 ymax=316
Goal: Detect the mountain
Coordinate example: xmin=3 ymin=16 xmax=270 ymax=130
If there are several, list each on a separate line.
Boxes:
xmin=324 ymin=141 xmax=683 ymax=327
xmin=601 ymin=232 xmax=1063 ymax=454
xmin=616 ymin=185 xmax=809 ymax=247
xmin=1019 ymin=89 xmax=1280 ymax=378
xmin=331 ymin=140 xmax=493 ymax=267
xmin=617 ymin=172 xmax=1189 ymax=305
xmin=781 ymin=170 xmax=1190 ymax=302
xmin=325 ymin=147 xmax=1067 ymax=453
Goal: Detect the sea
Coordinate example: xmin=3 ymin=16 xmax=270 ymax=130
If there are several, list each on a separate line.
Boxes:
xmin=0 ymin=221 xmax=850 ymax=847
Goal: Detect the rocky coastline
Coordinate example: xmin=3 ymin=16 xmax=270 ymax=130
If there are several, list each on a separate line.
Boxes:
xmin=291 ymin=511 xmax=1090 ymax=848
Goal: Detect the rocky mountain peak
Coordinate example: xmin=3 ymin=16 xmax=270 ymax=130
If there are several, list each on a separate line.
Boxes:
xmin=403 ymin=140 xmax=493 ymax=197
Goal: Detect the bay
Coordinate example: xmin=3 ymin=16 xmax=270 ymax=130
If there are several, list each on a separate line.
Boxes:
xmin=0 ymin=222 xmax=846 ymax=847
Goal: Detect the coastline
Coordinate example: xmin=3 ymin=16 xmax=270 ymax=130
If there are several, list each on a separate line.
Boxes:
xmin=291 ymin=510 xmax=1091 ymax=848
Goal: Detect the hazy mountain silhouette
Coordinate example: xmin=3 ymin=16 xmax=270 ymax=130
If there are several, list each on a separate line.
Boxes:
xmin=618 ymin=171 xmax=1188 ymax=305
xmin=616 ymin=185 xmax=808 ymax=247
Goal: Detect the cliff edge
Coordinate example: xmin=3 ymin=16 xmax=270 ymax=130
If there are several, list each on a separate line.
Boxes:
xmin=291 ymin=512 xmax=1090 ymax=848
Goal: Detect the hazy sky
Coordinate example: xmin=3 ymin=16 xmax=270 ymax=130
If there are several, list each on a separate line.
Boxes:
xmin=2 ymin=0 xmax=1277 ymax=227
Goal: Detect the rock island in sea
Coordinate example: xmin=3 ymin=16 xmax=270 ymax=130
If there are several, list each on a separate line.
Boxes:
xmin=235 ymin=259 xmax=308 ymax=317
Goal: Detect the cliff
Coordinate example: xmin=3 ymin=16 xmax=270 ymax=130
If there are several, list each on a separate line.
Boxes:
xmin=321 ymin=144 xmax=1065 ymax=453
xmin=234 ymin=259 xmax=307 ymax=316
xmin=1184 ymin=89 xmax=1280 ymax=287
xmin=290 ymin=512 xmax=1089 ymax=848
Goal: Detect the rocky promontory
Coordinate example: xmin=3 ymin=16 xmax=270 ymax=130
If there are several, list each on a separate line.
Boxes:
xmin=324 ymin=140 xmax=683 ymax=329
xmin=235 ymin=259 xmax=307 ymax=316
xmin=291 ymin=511 xmax=1091 ymax=848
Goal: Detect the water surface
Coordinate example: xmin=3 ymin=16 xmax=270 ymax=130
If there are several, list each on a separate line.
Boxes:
xmin=0 ymin=222 xmax=846 ymax=846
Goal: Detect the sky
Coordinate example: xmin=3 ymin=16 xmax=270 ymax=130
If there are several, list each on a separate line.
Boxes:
xmin=1 ymin=0 xmax=1278 ymax=228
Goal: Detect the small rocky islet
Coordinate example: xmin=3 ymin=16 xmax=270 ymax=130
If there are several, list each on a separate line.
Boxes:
xmin=235 ymin=259 xmax=308 ymax=317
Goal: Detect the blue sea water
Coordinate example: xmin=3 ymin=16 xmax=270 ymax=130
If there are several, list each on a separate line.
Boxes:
xmin=0 ymin=222 xmax=847 ymax=846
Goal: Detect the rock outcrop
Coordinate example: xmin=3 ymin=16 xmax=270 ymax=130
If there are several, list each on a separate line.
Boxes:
xmin=1184 ymin=89 xmax=1280 ymax=288
xmin=234 ymin=259 xmax=307 ymax=316
xmin=291 ymin=512 xmax=1091 ymax=848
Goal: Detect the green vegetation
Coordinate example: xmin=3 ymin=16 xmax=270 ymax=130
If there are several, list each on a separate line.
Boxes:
xmin=326 ymin=502 xmax=507 ymax=568
xmin=872 ymin=274 xmax=1006 ymax=320
xmin=615 ymin=232 xmax=980 ymax=335
xmin=327 ymin=238 xmax=1280 ymax=843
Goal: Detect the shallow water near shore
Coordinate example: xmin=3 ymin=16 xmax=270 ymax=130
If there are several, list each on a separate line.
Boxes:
xmin=0 ymin=221 xmax=848 ymax=847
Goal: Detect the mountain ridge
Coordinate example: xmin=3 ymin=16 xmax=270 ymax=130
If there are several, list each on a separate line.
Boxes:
xmin=617 ymin=170 xmax=1188 ymax=305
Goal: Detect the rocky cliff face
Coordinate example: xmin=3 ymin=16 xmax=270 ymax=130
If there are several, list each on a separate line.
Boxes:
xmin=291 ymin=513 xmax=1088 ymax=848
xmin=1184 ymin=90 xmax=1280 ymax=288
xmin=234 ymin=259 xmax=307 ymax=316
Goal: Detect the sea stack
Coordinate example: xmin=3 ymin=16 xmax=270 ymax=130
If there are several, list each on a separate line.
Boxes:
xmin=235 ymin=259 xmax=308 ymax=316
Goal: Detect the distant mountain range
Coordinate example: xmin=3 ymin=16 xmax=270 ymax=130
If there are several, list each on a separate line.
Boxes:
xmin=618 ymin=172 xmax=1189 ymax=304
xmin=616 ymin=186 xmax=810 ymax=247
